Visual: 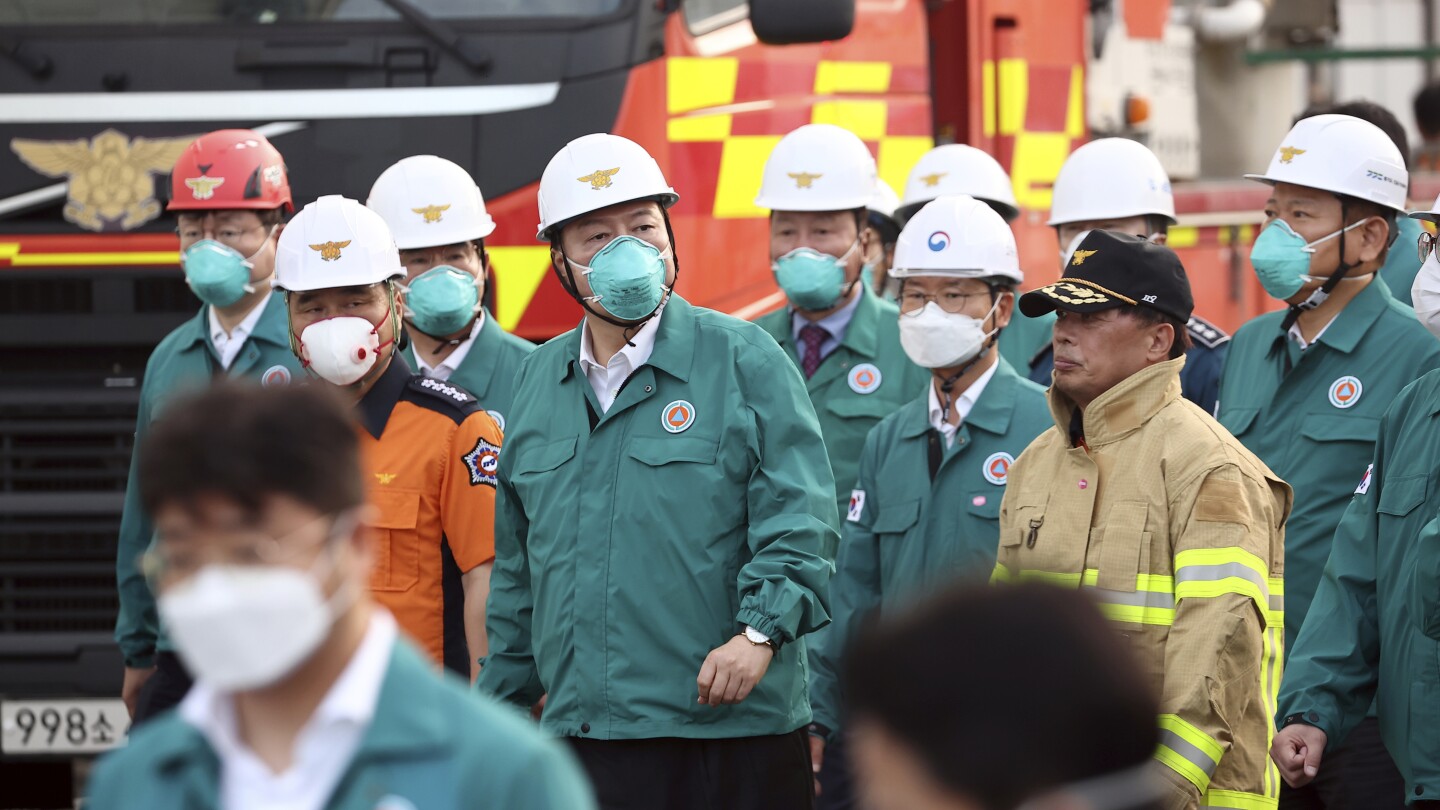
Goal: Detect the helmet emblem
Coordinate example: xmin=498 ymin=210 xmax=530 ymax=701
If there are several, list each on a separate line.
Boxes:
xmin=787 ymin=171 xmax=822 ymax=189
xmin=184 ymin=175 xmax=225 ymax=200
xmin=1070 ymin=249 xmax=1098 ymax=265
xmin=308 ymin=240 xmax=352 ymax=261
xmin=920 ymin=172 xmax=947 ymax=187
xmin=1279 ymin=146 xmax=1306 ymax=164
xmin=263 ymin=164 xmax=285 ymax=187
xmin=412 ymin=204 xmax=451 ymax=223
xmin=577 ymin=167 xmax=621 ymax=190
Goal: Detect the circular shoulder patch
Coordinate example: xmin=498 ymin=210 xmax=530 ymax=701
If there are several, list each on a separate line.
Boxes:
xmin=1328 ymin=376 xmax=1363 ymax=409
xmin=260 ymin=364 xmax=291 ymax=387
xmin=662 ymin=400 xmax=695 ymax=433
xmin=982 ymin=452 xmax=1014 ymax=486
xmin=485 ymin=409 xmax=506 ymax=432
xmin=848 ymin=363 xmax=883 ymax=395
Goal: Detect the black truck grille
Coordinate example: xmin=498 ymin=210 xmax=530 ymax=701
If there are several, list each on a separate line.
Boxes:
xmin=0 ymin=389 xmax=135 ymax=635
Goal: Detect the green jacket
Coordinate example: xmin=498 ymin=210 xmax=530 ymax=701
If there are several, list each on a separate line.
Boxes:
xmin=86 ymin=640 xmax=595 ymax=810
xmin=1380 ymin=215 xmax=1424 ymax=308
xmin=402 ymin=312 xmax=533 ymax=432
xmin=476 ymin=296 xmax=839 ymax=740
xmin=807 ymin=358 xmax=1050 ymax=735
xmin=114 ymin=294 xmax=302 ymax=668
xmin=1278 ymin=368 xmax=1440 ymax=800
xmin=753 ymin=290 xmax=929 ymax=515
xmin=1217 ymin=278 xmax=1440 ymax=654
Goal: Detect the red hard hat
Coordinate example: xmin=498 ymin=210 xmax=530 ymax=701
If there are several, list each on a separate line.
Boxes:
xmin=167 ymin=129 xmax=293 ymax=212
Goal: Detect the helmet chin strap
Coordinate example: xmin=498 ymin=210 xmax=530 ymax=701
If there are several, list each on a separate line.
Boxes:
xmin=1281 ymin=197 xmax=1360 ymax=333
xmin=553 ymin=210 xmax=681 ymax=346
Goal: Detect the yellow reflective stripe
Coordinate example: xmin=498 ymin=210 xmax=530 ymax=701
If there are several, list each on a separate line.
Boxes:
xmin=1175 ymin=548 xmax=1276 ymax=625
xmin=1156 ymin=714 xmax=1223 ymax=793
xmin=1202 ymin=789 xmax=1279 ymax=809
xmin=990 ymin=563 xmax=1014 ymax=584
xmin=1175 ymin=547 xmax=1268 ymax=580
xmin=1155 ymin=746 xmax=1212 ymax=794
xmin=1097 ymin=602 xmax=1175 ymax=626
xmin=1159 ymin=714 xmax=1225 ymax=763
xmin=1267 ymin=577 xmax=1285 ymax=628
xmin=998 ymin=568 xmax=1180 ymax=624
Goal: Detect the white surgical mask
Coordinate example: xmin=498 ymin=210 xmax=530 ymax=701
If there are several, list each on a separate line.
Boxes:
xmin=158 ymin=553 xmax=352 ymax=692
xmin=298 ymin=309 xmax=393 ymax=386
xmin=1414 ymin=250 xmax=1440 ymax=339
xmin=898 ymin=298 xmax=999 ymax=369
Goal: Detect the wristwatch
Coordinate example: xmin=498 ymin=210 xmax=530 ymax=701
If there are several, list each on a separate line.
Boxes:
xmin=744 ymin=626 xmax=778 ymax=651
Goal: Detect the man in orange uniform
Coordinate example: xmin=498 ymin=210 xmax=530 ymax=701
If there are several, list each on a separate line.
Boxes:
xmin=272 ymin=194 xmax=501 ymax=680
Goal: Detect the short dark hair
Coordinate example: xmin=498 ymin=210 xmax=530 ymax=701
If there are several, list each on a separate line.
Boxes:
xmin=1297 ymin=99 xmax=1411 ymax=171
xmin=139 ymin=382 xmax=363 ymax=519
xmin=844 ymin=584 xmax=1158 ymax=809
xmin=1127 ymin=306 xmax=1191 ymax=360
xmin=1416 ymin=82 xmax=1440 ymax=137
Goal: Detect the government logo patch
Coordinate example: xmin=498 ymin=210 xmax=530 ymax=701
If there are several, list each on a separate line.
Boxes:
xmin=662 ymin=400 xmax=695 ymax=433
xmin=260 ymin=364 xmax=291 ymax=387
xmin=485 ymin=409 xmax=506 ymax=432
xmin=848 ymin=363 xmax=882 ymax=395
xmin=982 ymin=452 xmax=1014 ymax=486
xmin=462 ymin=438 xmax=499 ymax=487
xmin=1328 ymin=376 xmax=1362 ymax=409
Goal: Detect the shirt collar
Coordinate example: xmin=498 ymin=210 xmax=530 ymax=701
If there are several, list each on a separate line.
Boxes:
xmin=208 ymin=294 xmax=272 ymax=347
xmin=927 ymin=360 xmax=998 ymax=433
xmin=562 ymin=294 xmax=696 ymax=385
xmin=416 ymin=311 xmax=485 ymax=377
xmin=1288 ymin=276 xmax=1394 ymax=354
xmin=179 ymin=611 xmax=397 ymax=759
xmin=355 ymin=353 xmax=413 ymax=440
xmin=579 ymin=302 xmax=662 ymax=375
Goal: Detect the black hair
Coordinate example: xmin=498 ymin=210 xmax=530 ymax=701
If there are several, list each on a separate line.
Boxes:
xmin=1416 ymin=82 xmax=1440 ymax=138
xmin=139 ymin=382 xmax=364 ymax=519
xmin=844 ymin=584 xmax=1158 ymax=810
xmin=1125 ymin=306 xmax=1191 ymax=360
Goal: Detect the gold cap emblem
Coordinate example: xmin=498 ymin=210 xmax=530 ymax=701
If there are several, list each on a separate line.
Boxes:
xmin=309 ymin=240 xmax=352 ymax=262
xmin=1070 ymin=249 xmax=1098 ymax=266
xmin=577 ymin=167 xmax=620 ymax=190
xmin=10 ymin=129 xmax=196 ymax=232
xmin=788 ymin=171 xmax=822 ymax=189
xmin=184 ymin=175 xmax=225 ymax=200
xmin=374 ymin=473 xmax=396 ymax=485
xmin=1042 ymin=281 xmax=1112 ymax=306
xmin=920 ymin=172 xmax=947 ymax=188
xmin=1279 ymin=146 xmax=1306 ymax=164
xmin=412 ymin=204 xmax=451 ymax=223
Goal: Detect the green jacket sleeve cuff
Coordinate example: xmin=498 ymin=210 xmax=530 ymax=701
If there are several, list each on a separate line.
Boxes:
xmin=735 ymin=609 xmax=783 ymax=643
xmin=122 ymin=651 xmax=156 ymax=670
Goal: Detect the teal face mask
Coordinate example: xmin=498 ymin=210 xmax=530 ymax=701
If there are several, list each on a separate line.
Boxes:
xmin=403 ymin=265 xmax=480 ymax=337
xmin=1250 ymin=218 xmax=1365 ymax=301
xmin=773 ymin=241 xmax=858 ymax=311
xmin=182 ymin=239 xmax=256 ymax=308
xmin=569 ymin=235 xmax=668 ymax=322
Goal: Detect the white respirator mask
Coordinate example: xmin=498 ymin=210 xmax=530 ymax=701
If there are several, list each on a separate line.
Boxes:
xmin=898 ymin=297 xmax=1000 ymax=369
xmin=297 ymin=307 xmax=394 ymax=386
xmin=1414 ymin=250 xmax=1440 ymax=340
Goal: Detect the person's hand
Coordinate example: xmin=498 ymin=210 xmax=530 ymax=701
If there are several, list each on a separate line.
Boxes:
xmin=696 ymin=635 xmax=773 ymax=706
xmin=1272 ymin=724 xmax=1328 ymax=788
xmin=809 ymin=733 xmax=826 ymax=796
xmin=122 ymin=666 xmax=155 ymax=719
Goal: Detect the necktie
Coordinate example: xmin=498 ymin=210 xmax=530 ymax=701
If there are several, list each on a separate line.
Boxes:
xmin=800 ymin=324 xmax=830 ymax=378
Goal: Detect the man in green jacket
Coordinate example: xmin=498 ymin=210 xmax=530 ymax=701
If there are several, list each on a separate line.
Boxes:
xmin=476 ymin=134 xmax=837 ymax=810
xmin=806 ymin=194 xmax=1051 ymax=804
xmin=752 ymin=124 xmax=928 ymax=517
xmin=116 ymin=129 xmax=303 ymax=725
xmin=367 ymin=154 xmax=533 ymax=430
xmin=1224 ymin=114 xmax=1440 ymax=809
xmin=1273 ymin=208 xmax=1440 ymax=805
xmin=90 ymin=382 xmax=592 ymax=810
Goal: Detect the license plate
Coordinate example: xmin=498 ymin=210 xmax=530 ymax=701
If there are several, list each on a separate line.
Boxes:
xmin=1 ymin=699 xmax=129 ymax=755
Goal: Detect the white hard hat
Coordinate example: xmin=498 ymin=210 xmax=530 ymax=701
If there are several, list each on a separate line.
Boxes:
xmin=273 ymin=195 xmax=406 ymax=293
xmin=1246 ymin=113 xmax=1408 ymax=213
xmin=536 ymin=133 xmax=678 ymax=241
xmin=868 ymin=179 xmax=901 ymax=220
xmin=899 ymin=144 xmax=1018 ymax=222
xmin=1409 ymin=191 xmax=1440 ymax=223
xmin=367 ymin=155 xmax=496 ymax=250
xmin=754 ymin=124 xmax=878 ymax=211
xmin=1047 ymin=138 xmax=1176 ymax=227
xmin=889 ymin=194 xmax=1023 ymax=284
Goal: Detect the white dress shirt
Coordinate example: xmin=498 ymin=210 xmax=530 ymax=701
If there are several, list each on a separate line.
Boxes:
xmin=578 ymin=308 xmax=662 ymax=412
xmin=208 ymin=294 xmax=271 ymax=371
xmin=927 ymin=361 xmax=998 ymax=447
xmin=414 ymin=312 xmax=485 ymax=382
xmin=179 ymin=611 xmax=397 ymax=810
xmin=1287 ymin=315 xmax=1338 ymax=351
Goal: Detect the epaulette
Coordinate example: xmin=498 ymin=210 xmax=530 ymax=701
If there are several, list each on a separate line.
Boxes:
xmin=1186 ymin=315 xmax=1230 ymax=350
xmin=401 ymin=374 xmax=482 ymax=422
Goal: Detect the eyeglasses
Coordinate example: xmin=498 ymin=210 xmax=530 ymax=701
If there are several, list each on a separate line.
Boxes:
xmin=140 ymin=511 xmax=354 ymax=588
xmin=898 ymin=289 xmax=993 ymax=316
xmin=1419 ymin=231 xmax=1436 ymax=263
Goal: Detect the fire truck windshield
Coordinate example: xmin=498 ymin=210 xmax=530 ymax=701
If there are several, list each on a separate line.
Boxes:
xmin=0 ymin=0 xmax=623 ymax=25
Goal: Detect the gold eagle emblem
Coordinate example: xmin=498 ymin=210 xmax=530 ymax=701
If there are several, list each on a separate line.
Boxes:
xmin=1279 ymin=146 xmax=1306 ymax=164
xmin=184 ymin=175 xmax=225 ymax=200
xmin=309 ymin=241 xmax=352 ymax=262
xmin=788 ymin=171 xmax=822 ymax=189
xmin=577 ymin=167 xmax=621 ymax=190
xmin=10 ymin=128 xmax=196 ymax=232
xmin=412 ymin=204 xmax=451 ymax=223
xmin=920 ymin=172 xmax=947 ymax=188
xmin=374 ymin=473 xmax=396 ymax=485
xmin=1070 ymin=249 xmax=1099 ymax=266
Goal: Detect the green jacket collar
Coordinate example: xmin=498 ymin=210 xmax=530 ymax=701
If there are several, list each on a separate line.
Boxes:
xmin=175 ymin=292 xmax=292 ymax=355
xmin=897 ymin=357 xmax=1023 ymax=440
xmin=555 ymin=295 xmax=696 ymax=385
xmin=760 ymin=288 xmax=885 ymax=361
xmin=404 ymin=313 xmax=505 ymax=398
xmin=1302 ymin=277 xmax=1396 ymax=355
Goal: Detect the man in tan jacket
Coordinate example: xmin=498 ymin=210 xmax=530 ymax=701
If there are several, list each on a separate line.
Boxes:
xmin=995 ymin=230 xmax=1291 ymax=810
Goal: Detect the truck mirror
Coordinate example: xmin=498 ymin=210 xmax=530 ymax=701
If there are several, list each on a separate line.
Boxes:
xmin=748 ymin=0 xmax=855 ymax=44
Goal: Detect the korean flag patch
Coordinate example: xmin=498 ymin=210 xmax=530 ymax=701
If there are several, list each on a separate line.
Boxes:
xmin=1355 ymin=463 xmax=1373 ymax=495
xmin=847 ymin=489 xmax=866 ymax=523
xmin=462 ymin=438 xmax=500 ymax=488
